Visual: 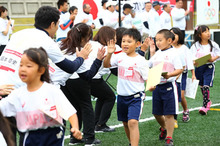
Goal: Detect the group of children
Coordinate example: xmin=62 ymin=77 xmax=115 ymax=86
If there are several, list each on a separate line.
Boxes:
xmin=0 ymin=5 xmax=220 ymax=146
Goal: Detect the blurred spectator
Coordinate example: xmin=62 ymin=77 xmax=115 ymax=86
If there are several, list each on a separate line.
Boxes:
xmin=160 ymin=4 xmax=172 ymax=30
xmin=103 ymin=1 xmax=118 ymax=29
xmin=121 ymin=3 xmax=133 ymax=28
xmin=142 ymin=2 xmax=152 ymax=39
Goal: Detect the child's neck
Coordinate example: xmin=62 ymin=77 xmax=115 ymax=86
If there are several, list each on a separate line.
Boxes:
xmin=161 ymin=45 xmax=171 ymax=51
xmin=172 ymin=43 xmax=181 ymax=48
xmin=27 ymin=81 xmax=44 ymax=92
xmin=126 ymin=51 xmax=138 ymax=57
xmin=201 ymin=39 xmax=209 ymax=45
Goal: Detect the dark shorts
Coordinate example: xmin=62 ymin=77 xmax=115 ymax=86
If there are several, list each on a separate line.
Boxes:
xmin=152 ymin=82 xmax=179 ymax=115
xmin=195 ymin=64 xmax=215 ymax=87
xmin=181 ymin=70 xmax=188 ymax=90
xmin=117 ymin=92 xmax=145 ymax=122
xmin=176 ymin=82 xmax=182 ymax=102
xmin=23 ymin=127 xmax=64 ymax=146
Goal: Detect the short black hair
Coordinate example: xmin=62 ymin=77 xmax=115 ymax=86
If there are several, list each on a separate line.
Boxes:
xmin=101 ymin=0 xmax=108 ymax=6
xmin=34 ymin=6 xmax=60 ymax=29
xmin=122 ymin=28 xmax=141 ymax=42
xmin=170 ymin=27 xmax=184 ymax=44
xmin=0 ymin=6 xmax=8 ymax=17
xmin=176 ymin=0 xmax=182 ymax=2
xmin=69 ymin=6 xmax=78 ymax=14
xmin=57 ymin=0 xmax=68 ymax=9
xmin=145 ymin=2 xmax=152 ymax=4
xmin=163 ymin=4 xmax=168 ymax=10
xmin=157 ymin=29 xmax=175 ymax=41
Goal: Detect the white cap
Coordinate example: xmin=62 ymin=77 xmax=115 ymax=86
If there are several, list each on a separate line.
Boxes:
xmin=106 ymin=1 xmax=117 ymax=8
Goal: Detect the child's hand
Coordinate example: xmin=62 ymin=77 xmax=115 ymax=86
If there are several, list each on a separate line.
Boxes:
xmin=97 ymin=47 xmax=106 ymax=61
xmin=141 ymin=37 xmax=150 ymax=52
xmin=76 ymin=43 xmax=92 ymax=59
xmin=193 ymin=61 xmax=198 ymax=67
xmin=82 ymin=19 xmax=89 ymax=23
xmin=0 ymin=84 xmax=14 ymax=96
xmin=107 ymin=40 xmax=116 ymax=54
xmin=70 ymin=14 xmax=76 ymax=20
xmin=162 ymin=73 xmax=170 ymax=79
xmin=191 ymin=75 xmax=197 ymax=81
xmin=71 ymin=128 xmax=82 ymax=140
xmin=149 ymin=86 xmax=156 ymax=92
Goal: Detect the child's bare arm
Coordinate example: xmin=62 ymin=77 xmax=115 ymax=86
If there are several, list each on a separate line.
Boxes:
xmin=103 ymin=40 xmax=116 ymax=68
xmin=162 ymin=69 xmax=183 ymax=79
xmin=208 ymin=56 xmax=219 ymax=62
xmin=69 ymin=114 xmax=82 ymax=140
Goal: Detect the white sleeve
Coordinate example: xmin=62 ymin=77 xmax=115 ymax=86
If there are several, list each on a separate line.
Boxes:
xmin=185 ymin=47 xmax=194 ymax=70
xmin=0 ymin=19 xmax=5 ymax=32
xmin=190 ymin=44 xmax=198 ymax=60
xmin=212 ymin=41 xmax=220 ymax=57
xmin=139 ymin=59 xmax=149 ymax=80
xmin=55 ymin=88 xmax=77 ymax=121
xmin=173 ymin=55 xmax=183 ymax=70
xmin=171 ymin=8 xmax=185 ymax=21
xmin=110 ymin=53 xmax=120 ymax=67
xmin=47 ymin=42 xmax=65 ymax=64
xmin=0 ymin=91 xmax=18 ymax=117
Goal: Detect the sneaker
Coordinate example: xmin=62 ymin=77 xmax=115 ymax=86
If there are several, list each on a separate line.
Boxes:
xmin=95 ymin=124 xmax=115 ymax=133
xmin=182 ymin=110 xmax=190 ymax=122
xmin=69 ymin=137 xmax=84 ymax=145
xmin=165 ymin=138 xmax=174 ymax=146
xmin=174 ymin=120 xmax=178 ymax=128
xmin=159 ymin=128 xmax=167 ymax=140
xmin=199 ymin=107 xmax=208 ymax=115
xmin=206 ymin=100 xmax=212 ymax=111
xmin=84 ymin=138 xmax=101 ymax=146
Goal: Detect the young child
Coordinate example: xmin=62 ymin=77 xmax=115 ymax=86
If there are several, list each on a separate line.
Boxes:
xmin=148 ymin=29 xmax=183 ymax=146
xmin=170 ymin=27 xmax=196 ymax=126
xmin=0 ymin=48 xmax=82 ymax=145
xmin=190 ymin=25 xmax=220 ymax=115
xmin=104 ymin=28 xmax=149 ymax=146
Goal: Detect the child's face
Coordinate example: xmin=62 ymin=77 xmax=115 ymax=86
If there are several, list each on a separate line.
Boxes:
xmin=155 ymin=33 xmax=172 ymax=50
xmin=200 ymin=28 xmax=211 ymax=41
xmin=19 ymin=54 xmax=42 ymax=84
xmin=170 ymin=30 xmax=178 ymax=45
xmin=121 ymin=35 xmax=140 ymax=56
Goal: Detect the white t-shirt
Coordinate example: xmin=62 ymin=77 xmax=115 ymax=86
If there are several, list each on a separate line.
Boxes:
xmin=103 ymin=10 xmax=118 ymax=29
xmin=0 ymin=82 xmax=76 ymax=132
xmin=171 ymin=7 xmax=186 ymax=30
xmin=160 ymin=11 xmax=171 ymax=30
xmin=56 ymin=12 xmax=71 ymax=40
xmin=0 ymin=132 xmax=7 ymax=146
xmin=0 ymin=17 xmax=12 ymax=45
xmin=141 ymin=10 xmax=150 ymax=34
xmin=0 ymin=28 xmax=65 ymax=88
xmin=132 ymin=13 xmax=143 ymax=35
xmin=148 ymin=48 xmax=183 ymax=84
xmin=148 ymin=9 xmax=161 ymax=37
xmin=110 ymin=52 xmax=149 ymax=96
xmin=75 ymin=12 xmax=94 ymax=26
xmin=190 ymin=41 xmax=220 ymax=63
xmin=121 ymin=13 xmax=133 ymax=28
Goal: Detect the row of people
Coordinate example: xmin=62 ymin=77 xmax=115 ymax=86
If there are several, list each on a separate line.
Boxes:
xmin=0 ymin=4 xmax=219 ymax=146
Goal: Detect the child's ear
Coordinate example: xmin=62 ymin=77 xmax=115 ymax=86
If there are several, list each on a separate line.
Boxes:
xmin=168 ymin=38 xmax=172 ymax=44
xmin=38 ymin=67 xmax=45 ymax=75
xmin=136 ymin=41 xmax=141 ymax=47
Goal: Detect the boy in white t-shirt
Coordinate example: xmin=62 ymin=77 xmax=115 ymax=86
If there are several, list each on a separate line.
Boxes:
xmin=104 ymin=28 xmax=149 ymax=146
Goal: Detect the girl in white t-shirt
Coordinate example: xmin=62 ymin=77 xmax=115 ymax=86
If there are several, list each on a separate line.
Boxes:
xmin=190 ymin=25 xmax=220 ymax=115
xmin=170 ymin=27 xmax=196 ymax=126
xmin=0 ymin=48 xmax=82 ymax=146
xmin=0 ymin=6 xmax=12 ymax=55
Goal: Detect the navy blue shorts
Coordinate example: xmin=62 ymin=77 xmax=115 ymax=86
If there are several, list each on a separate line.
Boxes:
xmin=117 ymin=92 xmax=145 ymax=122
xmin=23 ymin=126 xmax=64 ymax=146
xmin=152 ymin=82 xmax=179 ymax=115
xmin=181 ymin=70 xmax=188 ymax=90
xmin=195 ymin=64 xmax=215 ymax=87
xmin=176 ymin=82 xmax=181 ymax=102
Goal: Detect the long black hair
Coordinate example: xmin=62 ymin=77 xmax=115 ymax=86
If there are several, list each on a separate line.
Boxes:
xmin=170 ymin=27 xmax=184 ymax=45
xmin=23 ymin=47 xmax=50 ymax=83
xmin=193 ymin=25 xmax=213 ymax=52
xmin=60 ymin=23 xmax=92 ymax=55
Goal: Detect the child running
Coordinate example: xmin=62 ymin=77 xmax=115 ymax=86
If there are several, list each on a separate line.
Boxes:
xmin=104 ymin=28 xmax=149 ymax=146
xmin=0 ymin=48 xmax=82 ymax=145
xmin=148 ymin=29 xmax=183 ymax=146
xmin=170 ymin=27 xmax=196 ymax=127
xmin=190 ymin=25 xmax=220 ymax=115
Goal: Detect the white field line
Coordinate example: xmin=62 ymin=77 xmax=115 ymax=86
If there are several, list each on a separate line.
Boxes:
xmin=64 ymin=103 xmax=220 ymax=140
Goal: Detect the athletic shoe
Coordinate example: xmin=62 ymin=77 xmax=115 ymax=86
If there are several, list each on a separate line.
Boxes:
xmin=159 ymin=128 xmax=167 ymax=140
xmin=199 ymin=107 xmax=208 ymax=115
xmin=165 ymin=138 xmax=174 ymax=146
xmin=206 ymin=100 xmax=212 ymax=111
xmin=69 ymin=137 xmax=84 ymax=145
xmin=95 ymin=124 xmax=115 ymax=133
xmin=174 ymin=120 xmax=178 ymax=128
xmin=182 ymin=110 xmax=190 ymax=122
xmin=84 ymin=138 xmax=101 ymax=146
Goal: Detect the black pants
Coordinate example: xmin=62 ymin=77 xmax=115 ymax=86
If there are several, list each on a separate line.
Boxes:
xmin=90 ymin=78 xmax=115 ymax=126
xmin=61 ymin=78 xmax=95 ymax=139
xmin=0 ymin=45 xmax=6 ymax=55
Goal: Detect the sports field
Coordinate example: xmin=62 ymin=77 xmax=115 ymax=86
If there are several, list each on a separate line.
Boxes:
xmin=63 ymin=61 xmax=220 ymax=146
